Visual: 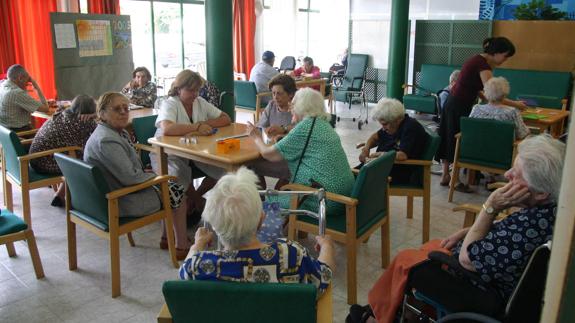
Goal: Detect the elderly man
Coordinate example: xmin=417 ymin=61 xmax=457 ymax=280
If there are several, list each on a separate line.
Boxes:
xmin=249 ymin=50 xmax=279 ymax=105
xmin=293 ymin=56 xmax=321 ymax=79
xmin=358 ymin=98 xmax=427 ymax=185
xmin=0 ymin=64 xmax=50 ymax=130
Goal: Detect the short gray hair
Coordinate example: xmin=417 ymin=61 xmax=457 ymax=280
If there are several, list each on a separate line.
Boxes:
xmin=291 ymin=88 xmax=330 ymax=121
xmin=449 ymin=70 xmax=460 ymax=84
xmin=372 ymin=98 xmax=405 ymax=123
xmin=7 ymin=64 xmax=27 ymax=81
xmin=518 ymin=134 xmax=565 ymax=203
xmin=484 ymin=77 xmax=509 ymax=102
xmin=65 ymin=94 xmax=96 ymax=117
xmin=202 ymin=167 xmax=263 ymax=249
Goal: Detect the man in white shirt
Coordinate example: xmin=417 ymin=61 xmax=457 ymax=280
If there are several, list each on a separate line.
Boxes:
xmin=249 ymin=51 xmax=279 ymax=105
xmin=0 ymin=64 xmax=50 ymax=130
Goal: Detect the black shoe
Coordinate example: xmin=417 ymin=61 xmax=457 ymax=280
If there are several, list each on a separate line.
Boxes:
xmin=51 ymin=196 xmax=64 ymax=207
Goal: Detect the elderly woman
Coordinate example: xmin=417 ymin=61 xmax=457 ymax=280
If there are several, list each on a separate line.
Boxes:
xmin=249 ymin=74 xmax=296 ymax=188
xmin=470 ymin=77 xmax=529 ymax=139
xmin=151 ymin=70 xmax=231 ymax=221
xmin=179 ymin=167 xmax=334 ymax=295
xmin=121 ymin=66 xmax=157 ymax=108
xmin=358 ymin=98 xmax=427 ymax=185
xmin=30 ymin=94 xmax=97 ymax=207
xmin=355 ymin=134 xmax=565 ymax=323
xmin=248 ymin=88 xmax=354 ymax=213
xmin=84 ymin=92 xmax=190 ymax=260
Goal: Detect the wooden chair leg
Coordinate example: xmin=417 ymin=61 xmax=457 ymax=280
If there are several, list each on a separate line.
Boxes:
xmin=67 ymin=216 xmax=77 ymax=270
xmin=6 ymin=241 xmax=16 ymax=257
xmin=422 ymin=192 xmax=430 ymax=244
xmin=25 ymin=230 xmax=45 ymax=279
xmin=164 ymin=211 xmax=178 ymax=268
xmin=346 ymin=239 xmax=357 ymax=305
xmin=463 ymin=211 xmax=476 ymax=228
xmin=406 ymin=196 xmax=413 ymax=219
xmin=110 ymin=234 xmax=121 ymax=298
xmin=381 ymin=218 xmax=390 ymax=268
xmin=4 ymin=180 xmax=13 ymax=212
xmin=448 ymin=165 xmax=460 ymax=202
xmin=22 ymin=188 xmax=31 ymax=227
xmin=127 ymin=232 xmax=135 ymax=247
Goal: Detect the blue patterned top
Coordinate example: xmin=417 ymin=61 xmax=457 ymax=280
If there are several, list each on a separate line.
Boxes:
xmin=179 ymin=239 xmax=332 ymax=296
xmin=453 ymin=203 xmax=556 ymax=298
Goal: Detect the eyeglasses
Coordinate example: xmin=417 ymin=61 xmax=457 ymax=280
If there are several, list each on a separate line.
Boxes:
xmin=110 ymin=105 xmax=129 ymax=114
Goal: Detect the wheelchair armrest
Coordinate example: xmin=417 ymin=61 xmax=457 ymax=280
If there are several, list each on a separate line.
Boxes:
xmin=427 ymin=251 xmax=490 ymax=289
xmin=436 ymin=312 xmax=501 ymax=323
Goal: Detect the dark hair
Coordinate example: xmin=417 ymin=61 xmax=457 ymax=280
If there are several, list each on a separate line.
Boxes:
xmin=302 ymin=56 xmax=314 ymax=66
xmin=132 ymin=66 xmax=152 ymax=80
xmin=65 ymin=94 xmax=96 ymax=117
xmin=483 ymin=37 xmax=516 ymax=57
xmin=268 ymin=74 xmax=297 ymax=95
xmin=168 ymin=70 xmax=205 ymax=97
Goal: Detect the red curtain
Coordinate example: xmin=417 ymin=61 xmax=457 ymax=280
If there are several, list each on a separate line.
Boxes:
xmin=0 ymin=0 xmax=58 ymax=99
xmin=88 ymin=0 xmax=120 ymax=15
xmin=233 ymin=0 xmax=256 ymax=79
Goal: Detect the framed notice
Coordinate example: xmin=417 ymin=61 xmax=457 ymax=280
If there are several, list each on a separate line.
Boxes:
xmin=76 ymin=19 xmax=113 ymax=57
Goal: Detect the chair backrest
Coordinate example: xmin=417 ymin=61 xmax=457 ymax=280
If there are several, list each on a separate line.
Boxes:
xmin=505 ymin=242 xmax=551 ymax=322
xmin=405 ymin=126 xmax=441 ymax=188
xmin=132 ymin=115 xmax=158 ymax=166
xmin=342 ymin=54 xmax=369 ymax=89
xmin=459 ymin=117 xmax=515 ymax=170
xmin=234 ymin=80 xmax=258 ymax=109
xmin=279 ymin=56 xmax=296 ymax=71
xmin=162 ymin=280 xmax=317 ymax=323
xmin=494 ymin=68 xmax=572 ymax=109
xmin=0 ymin=125 xmax=28 ymax=180
xmin=54 ymin=153 xmax=110 ymax=226
xmin=351 ymin=151 xmax=396 ymax=235
xmin=418 ymin=64 xmax=461 ymax=95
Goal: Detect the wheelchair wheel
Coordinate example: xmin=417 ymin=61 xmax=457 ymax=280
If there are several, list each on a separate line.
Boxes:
xmin=358 ymin=120 xmax=363 ymax=130
xmin=337 ymin=116 xmax=340 ymax=122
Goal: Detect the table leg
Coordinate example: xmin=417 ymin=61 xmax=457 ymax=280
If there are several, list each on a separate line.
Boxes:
xmin=158 ymin=146 xmax=168 ymax=175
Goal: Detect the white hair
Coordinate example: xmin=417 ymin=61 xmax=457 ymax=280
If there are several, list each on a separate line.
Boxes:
xmin=484 ymin=77 xmax=509 ymax=102
xmin=291 ymin=88 xmax=330 ymax=121
xmin=202 ymin=167 xmax=263 ymax=249
xmin=517 ymin=134 xmax=565 ymax=203
xmin=449 ymin=70 xmax=460 ymax=84
xmin=7 ymin=64 xmax=27 ymax=81
xmin=372 ymin=98 xmax=405 ymax=123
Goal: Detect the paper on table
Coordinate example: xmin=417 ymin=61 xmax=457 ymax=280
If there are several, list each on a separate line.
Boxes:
xmin=54 ymin=24 xmax=76 ymax=49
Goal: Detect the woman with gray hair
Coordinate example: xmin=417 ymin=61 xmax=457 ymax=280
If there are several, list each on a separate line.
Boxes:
xmin=30 ymin=94 xmax=98 ymax=206
xmin=247 ymin=88 xmax=354 ymax=213
xmin=469 ymin=76 xmax=529 ymax=139
xmin=364 ymin=134 xmax=565 ymax=322
xmin=179 ymin=167 xmax=334 ymax=295
xmin=358 ymin=98 xmax=427 ymax=185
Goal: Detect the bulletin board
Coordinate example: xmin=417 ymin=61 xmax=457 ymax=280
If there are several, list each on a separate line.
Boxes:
xmin=50 ymin=12 xmax=134 ymax=100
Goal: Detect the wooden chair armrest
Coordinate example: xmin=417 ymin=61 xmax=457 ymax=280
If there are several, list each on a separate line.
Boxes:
xmin=561 ymin=98 xmax=567 ymax=111
xmin=317 ymin=285 xmax=333 ymax=323
xmin=487 ymin=182 xmax=506 ymax=190
xmin=356 ymin=142 xmax=366 ymax=149
xmin=135 ymin=143 xmax=156 ymax=153
xmin=19 ymin=146 xmax=82 ymax=162
xmin=20 ymin=138 xmax=34 ymax=146
xmin=280 ymin=183 xmax=358 ymax=206
xmin=394 ymin=159 xmax=432 ymax=166
xmin=157 ymin=303 xmax=172 ymax=323
xmin=16 ymin=128 xmax=38 ymax=137
xmin=351 ymin=168 xmax=360 ymax=175
xmin=106 ymin=175 xmax=176 ymax=199
xmin=256 ymin=91 xmax=272 ymax=99
xmin=455 ymin=132 xmax=461 ymax=139
xmin=452 ymin=203 xmax=482 ymax=214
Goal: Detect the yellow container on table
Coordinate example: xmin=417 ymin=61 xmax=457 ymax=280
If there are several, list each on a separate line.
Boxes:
xmin=216 ymin=138 xmax=240 ymax=154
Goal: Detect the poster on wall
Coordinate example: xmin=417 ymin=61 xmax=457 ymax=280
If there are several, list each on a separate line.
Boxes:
xmin=76 ymin=19 xmax=113 ymax=57
xmin=112 ymin=19 xmax=132 ymax=49
xmin=54 ymin=23 xmax=76 ymax=49
xmin=480 ymin=0 xmax=574 ymax=20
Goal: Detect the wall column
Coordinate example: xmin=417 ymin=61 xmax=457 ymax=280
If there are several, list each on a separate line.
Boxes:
xmin=386 ymin=0 xmax=409 ymax=100
xmin=205 ymin=0 xmax=234 ymax=118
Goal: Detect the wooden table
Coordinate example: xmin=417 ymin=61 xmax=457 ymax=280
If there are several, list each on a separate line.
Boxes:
xmin=295 ymin=78 xmax=327 ymax=96
xmin=521 ymin=107 xmax=569 ymax=138
xmin=32 ymin=107 xmax=157 ymax=127
xmin=149 ymin=123 xmax=261 ymax=174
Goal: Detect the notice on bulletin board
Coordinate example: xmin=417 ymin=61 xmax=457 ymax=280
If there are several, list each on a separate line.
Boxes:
xmin=76 ymin=19 xmax=112 ymax=57
xmin=54 ymin=23 xmax=76 ymax=49
xmin=112 ymin=20 xmax=132 ymax=49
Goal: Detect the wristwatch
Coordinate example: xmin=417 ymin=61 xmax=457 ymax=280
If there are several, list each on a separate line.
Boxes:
xmin=482 ymin=203 xmax=496 ymax=216
xmin=281 ymin=125 xmax=288 ymax=133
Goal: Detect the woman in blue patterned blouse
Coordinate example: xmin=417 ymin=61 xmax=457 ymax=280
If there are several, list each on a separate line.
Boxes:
xmin=179 ymin=167 xmax=334 ymax=295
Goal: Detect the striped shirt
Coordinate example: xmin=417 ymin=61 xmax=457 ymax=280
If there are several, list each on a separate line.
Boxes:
xmin=0 ymin=80 xmax=42 ymax=129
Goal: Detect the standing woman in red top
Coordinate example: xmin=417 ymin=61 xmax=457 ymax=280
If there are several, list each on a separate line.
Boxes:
xmin=437 ymin=37 xmax=527 ymax=186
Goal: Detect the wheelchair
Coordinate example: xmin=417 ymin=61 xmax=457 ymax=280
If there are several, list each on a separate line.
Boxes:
xmin=400 ymin=242 xmax=551 ymax=323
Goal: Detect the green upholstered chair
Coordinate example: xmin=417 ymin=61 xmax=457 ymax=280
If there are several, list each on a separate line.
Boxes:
xmin=233 ymin=80 xmax=269 ymax=122
xmin=0 ymin=209 xmax=44 ymax=279
xmin=448 ymin=118 xmax=517 ymax=202
xmin=132 ymin=114 xmax=158 ymax=168
xmin=158 ymin=280 xmax=333 ymax=323
xmin=403 ymin=64 xmax=460 ymax=115
xmin=0 ymin=125 xmax=79 ymax=227
xmin=389 ymin=126 xmax=441 ymax=243
xmin=332 ymin=54 xmax=369 ymax=128
xmin=286 ymin=151 xmax=396 ymax=304
xmin=54 ymin=153 xmax=178 ymax=298
xmin=493 ymin=68 xmax=572 ymax=110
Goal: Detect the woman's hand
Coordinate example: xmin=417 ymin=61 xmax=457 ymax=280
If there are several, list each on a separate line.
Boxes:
xmin=266 ymin=125 xmax=285 ymax=137
xmin=196 ymin=123 xmax=214 ymax=136
xmin=359 ymin=148 xmax=370 ymax=163
xmin=315 ymin=235 xmax=334 ymax=252
xmin=513 ymin=100 xmax=528 ymax=111
xmin=246 ymin=122 xmax=262 ymax=139
xmin=191 ymin=227 xmax=214 ymax=251
xmin=440 ymin=228 xmax=469 ymax=250
xmin=485 ymin=181 xmax=531 ymax=213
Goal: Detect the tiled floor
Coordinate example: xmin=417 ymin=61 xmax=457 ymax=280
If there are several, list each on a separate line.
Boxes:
xmin=0 ymin=102 xmax=490 ymax=322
